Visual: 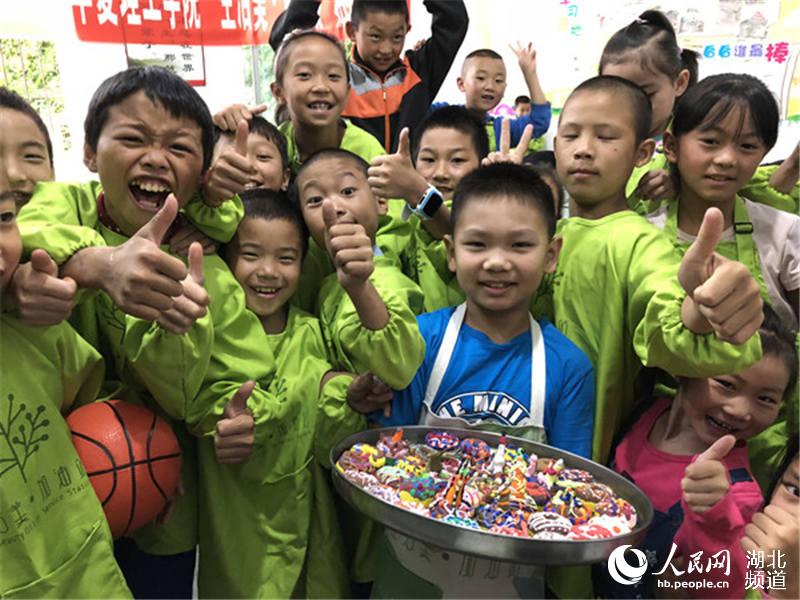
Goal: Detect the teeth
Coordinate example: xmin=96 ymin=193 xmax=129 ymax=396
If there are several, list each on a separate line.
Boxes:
xmin=309 ymin=102 xmax=331 ymax=110
xmin=254 ymin=287 xmax=278 ymax=294
xmin=485 ymin=282 xmax=510 ymax=289
xmin=707 ymin=416 xmax=737 ymax=432
xmin=133 ymin=180 xmax=170 ymax=193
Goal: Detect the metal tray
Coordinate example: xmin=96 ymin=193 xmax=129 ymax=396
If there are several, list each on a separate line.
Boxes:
xmin=331 ymin=426 xmax=653 ymax=566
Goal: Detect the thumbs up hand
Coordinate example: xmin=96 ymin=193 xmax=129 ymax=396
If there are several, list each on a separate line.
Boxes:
xmin=106 ymin=195 xmax=189 ymax=321
xmin=322 ymin=199 xmax=375 ymax=292
xmin=367 ymin=128 xmax=429 ymax=203
xmin=7 ymin=249 xmax=77 ymax=326
xmin=203 ymin=119 xmax=256 ymax=207
xmin=215 ymin=381 xmax=256 ymax=464
xmin=678 ymin=208 xmax=763 ymax=344
xmin=156 ymin=242 xmax=209 ymax=334
xmin=681 ymin=434 xmax=736 ymax=514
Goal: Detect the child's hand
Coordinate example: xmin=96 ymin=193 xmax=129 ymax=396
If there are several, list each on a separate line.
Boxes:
xmin=215 ymin=380 xmax=255 ymax=464
xmin=168 ymin=217 xmax=218 ymax=256
xmin=678 ymin=208 xmax=763 ymax=344
xmin=203 ymin=120 xmax=255 ymax=207
xmin=212 ymin=103 xmax=266 ymax=132
xmin=322 ymin=199 xmax=374 ymax=292
xmin=8 ymin=249 xmax=76 ymax=326
xmin=107 ymin=195 xmax=189 ymax=321
xmin=482 ymin=120 xmax=533 ymax=166
xmin=347 ymin=372 xmax=393 ymax=417
xmin=481 ymin=119 xmax=533 ymax=167
xmin=156 ymin=242 xmax=209 ymax=335
xmin=635 ymin=169 xmax=676 ymax=201
xmin=741 ymin=504 xmax=800 ymax=599
xmin=511 ymin=41 xmax=538 ymax=74
xmin=681 ymin=434 xmax=736 ymax=514
xmin=367 ymin=128 xmax=428 ymax=203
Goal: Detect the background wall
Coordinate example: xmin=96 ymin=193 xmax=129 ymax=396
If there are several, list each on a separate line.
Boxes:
xmin=2 ymin=0 xmax=797 ymax=182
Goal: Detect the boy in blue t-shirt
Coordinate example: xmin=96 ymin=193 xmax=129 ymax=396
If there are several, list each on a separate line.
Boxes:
xmin=348 ymin=162 xmax=594 ymax=598
xmin=352 ymin=161 xmax=595 ymax=455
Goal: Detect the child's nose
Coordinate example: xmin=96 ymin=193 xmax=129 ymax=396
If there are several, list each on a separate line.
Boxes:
xmin=713 ymin=146 xmax=737 ymax=168
xmin=483 ymin=250 xmax=510 ymax=271
xmin=142 ymin=147 xmax=169 ymax=170
xmin=721 ymin=396 xmax=752 ymax=422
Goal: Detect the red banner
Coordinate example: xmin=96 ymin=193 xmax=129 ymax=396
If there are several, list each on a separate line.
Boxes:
xmin=71 ymin=0 xmax=285 ymax=46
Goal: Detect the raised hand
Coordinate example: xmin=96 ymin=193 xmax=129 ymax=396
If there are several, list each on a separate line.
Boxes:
xmin=679 ymin=207 xmax=763 ymax=344
xmin=203 ymin=120 xmax=255 ymax=206
xmin=322 ymin=199 xmax=374 ymax=292
xmin=212 ymin=103 xmax=267 ymax=131
xmin=482 ymin=119 xmax=534 ymax=166
xmin=681 ymin=434 xmax=736 ymax=514
xmin=8 ymin=249 xmax=77 ymax=326
xmin=156 ymin=242 xmax=209 ymax=334
xmin=215 ymin=381 xmax=256 ymax=464
xmin=510 ymin=41 xmax=537 ymax=73
xmin=106 ymin=195 xmax=188 ymax=321
xmin=367 ymin=128 xmax=427 ymax=202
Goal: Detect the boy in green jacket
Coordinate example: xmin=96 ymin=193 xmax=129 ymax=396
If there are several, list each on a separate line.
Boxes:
xmin=0 ymin=191 xmax=131 ymax=599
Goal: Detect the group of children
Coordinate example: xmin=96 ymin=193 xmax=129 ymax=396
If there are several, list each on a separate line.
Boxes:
xmin=1 ymin=0 xmax=798 ymax=598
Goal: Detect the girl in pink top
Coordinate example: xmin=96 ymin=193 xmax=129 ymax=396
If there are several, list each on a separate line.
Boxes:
xmin=597 ymin=306 xmax=797 ymax=599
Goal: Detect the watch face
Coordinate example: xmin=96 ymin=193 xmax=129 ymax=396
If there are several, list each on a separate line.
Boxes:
xmin=422 ymin=190 xmax=444 ymax=218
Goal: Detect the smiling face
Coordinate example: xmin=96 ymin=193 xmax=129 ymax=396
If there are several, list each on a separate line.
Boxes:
xmin=665 ymin=104 xmax=766 ymax=210
xmin=272 ymin=36 xmax=349 ymax=129
xmin=415 ymin=127 xmax=481 ymax=201
xmin=770 ymin=457 xmax=800 ymax=515
xmin=602 ymin=58 xmax=689 ymax=138
xmin=0 ymin=108 xmax=54 ymax=208
xmin=227 ymin=216 xmax=303 ymax=334
xmin=348 ymin=10 xmax=408 ymax=75
xmin=446 ymin=197 xmax=559 ymax=323
xmin=0 ymin=193 xmax=21 ymax=296
xmin=214 ymin=132 xmax=290 ymax=192
xmin=555 ymin=89 xmax=653 ymax=217
xmin=296 ymin=156 xmax=379 ymax=249
xmin=680 ymin=353 xmax=789 ymax=446
xmin=458 ymin=57 xmax=507 ymax=113
xmin=83 ymin=90 xmax=204 ymax=237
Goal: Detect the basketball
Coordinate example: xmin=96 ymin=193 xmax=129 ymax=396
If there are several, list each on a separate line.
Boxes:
xmin=66 ymin=400 xmax=182 ymax=539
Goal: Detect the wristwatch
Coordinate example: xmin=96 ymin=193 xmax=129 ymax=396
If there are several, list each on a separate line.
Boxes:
xmin=409 ymin=186 xmax=444 ymax=221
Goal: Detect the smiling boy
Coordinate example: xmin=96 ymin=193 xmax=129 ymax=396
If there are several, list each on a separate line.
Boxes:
xmin=269 ymin=0 xmax=468 ymax=152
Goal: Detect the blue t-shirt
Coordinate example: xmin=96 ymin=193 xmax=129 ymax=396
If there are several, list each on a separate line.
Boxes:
xmin=376 ymin=307 xmax=595 ymax=458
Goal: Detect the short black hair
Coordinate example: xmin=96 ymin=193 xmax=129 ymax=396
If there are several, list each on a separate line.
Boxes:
xmin=564 ymin=75 xmax=652 ymax=144
xmin=600 ymin=9 xmax=699 ymax=89
xmin=274 ymin=29 xmax=349 ymax=86
xmin=464 ymin=48 xmax=504 ymax=62
xmin=413 ymin=105 xmax=489 ymax=162
xmin=0 ymin=87 xmax=54 ymax=167
xmin=351 ymin=0 xmax=409 ymax=28
xmin=672 ymin=73 xmax=779 ymax=152
xmin=84 ymin=66 xmax=215 ymax=171
xmin=526 ymin=163 xmax=564 ymax=219
xmin=451 ymin=163 xmax=556 ymax=239
xmin=514 ymin=95 xmax=531 ymax=106
xmin=291 ymin=148 xmax=369 ymax=206
xmin=234 ymin=188 xmax=309 ymax=258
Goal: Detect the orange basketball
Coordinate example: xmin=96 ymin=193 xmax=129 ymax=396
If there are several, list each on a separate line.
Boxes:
xmin=67 ymin=400 xmax=182 ymax=539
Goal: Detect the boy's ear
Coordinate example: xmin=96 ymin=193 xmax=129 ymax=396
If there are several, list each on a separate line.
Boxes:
xmin=345 ymin=21 xmax=356 ymax=42
xmin=634 ymin=138 xmax=656 ymax=168
xmin=270 ymin=81 xmax=286 ymax=106
xmin=444 ymin=234 xmax=457 ymax=273
xmin=83 ymin=143 xmax=98 ymax=173
xmin=544 ymin=235 xmax=562 ymax=275
xmin=456 ymin=76 xmax=466 ymax=93
xmin=663 ymin=132 xmax=679 ymax=165
xmin=376 ymin=196 xmax=388 ymax=216
xmin=280 ymin=169 xmax=291 ymax=192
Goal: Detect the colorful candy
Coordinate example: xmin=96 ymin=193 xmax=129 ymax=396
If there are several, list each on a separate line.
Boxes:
xmin=339 ymin=429 xmax=638 ymax=542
